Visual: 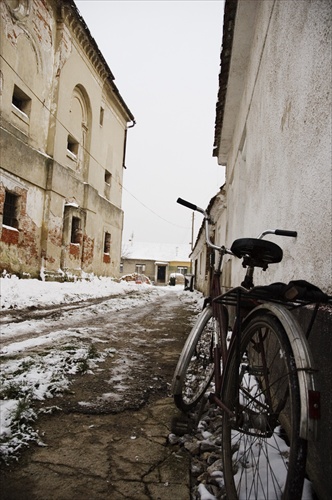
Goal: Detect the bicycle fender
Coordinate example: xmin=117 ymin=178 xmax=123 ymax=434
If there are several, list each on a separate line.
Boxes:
xmin=243 ymin=303 xmax=319 ymax=441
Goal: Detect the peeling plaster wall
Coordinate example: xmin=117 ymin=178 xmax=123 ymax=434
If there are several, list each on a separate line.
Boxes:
xmin=0 ymin=169 xmax=43 ymax=277
xmin=0 ymin=0 xmax=133 ymax=279
xmin=216 ymin=2 xmax=332 ymax=496
xmin=190 ymin=190 xmax=227 ymax=296
xmin=219 ymin=0 xmax=331 ymax=293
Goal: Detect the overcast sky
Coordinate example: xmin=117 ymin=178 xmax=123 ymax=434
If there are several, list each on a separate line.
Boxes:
xmin=75 ymin=0 xmax=225 ymax=245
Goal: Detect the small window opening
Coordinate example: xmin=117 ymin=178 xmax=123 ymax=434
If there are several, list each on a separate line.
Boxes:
xmin=105 ymin=170 xmax=112 ymax=185
xmin=12 ymin=85 xmax=31 ymax=116
xmin=104 ymin=232 xmax=111 ymax=253
xmin=67 ymin=135 xmax=79 ymax=157
xmin=99 ymin=107 xmax=104 ymax=126
xmin=71 ymin=217 xmax=81 ymax=243
xmin=135 ymin=264 xmax=146 ymax=273
xmin=3 ymin=191 xmax=19 ymax=228
xmin=177 ymin=266 xmax=188 ymax=275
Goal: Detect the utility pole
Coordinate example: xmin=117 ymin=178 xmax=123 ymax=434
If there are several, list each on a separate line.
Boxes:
xmin=190 ymin=212 xmax=195 ymax=275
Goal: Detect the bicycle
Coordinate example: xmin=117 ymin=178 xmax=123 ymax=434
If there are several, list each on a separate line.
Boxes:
xmin=172 ymin=197 xmax=330 ymax=500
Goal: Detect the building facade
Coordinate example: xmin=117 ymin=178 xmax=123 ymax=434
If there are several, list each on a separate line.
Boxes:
xmin=190 ymin=187 xmax=226 ymax=296
xmin=0 ymin=0 xmax=134 ymax=280
xmin=121 ymin=241 xmax=191 ymax=285
xmin=212 ymin=1 xmax=331 ymax=497
xmin=213 ymin=0 xmax=331 ymax=294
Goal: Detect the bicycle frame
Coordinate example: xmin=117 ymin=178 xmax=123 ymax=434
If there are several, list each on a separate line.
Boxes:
xmin=176 ymin=197 xmax=320 ymax=440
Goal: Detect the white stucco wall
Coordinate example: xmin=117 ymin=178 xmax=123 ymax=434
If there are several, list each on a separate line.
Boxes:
xmin=219 ymin=0 xmax=331 ymax=292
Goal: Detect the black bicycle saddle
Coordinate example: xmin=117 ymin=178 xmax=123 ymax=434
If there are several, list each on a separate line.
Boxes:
xmin=231 ymin=238 xmax=283 ymax=270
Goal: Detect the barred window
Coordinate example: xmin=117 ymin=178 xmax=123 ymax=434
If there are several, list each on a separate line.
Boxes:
xmin=104 ymin=232 xmax=111 ymax=253
xmin=3 ymin=191 xmax=19 ymax=228
xmin=71 ymin=217 xmax=81 ymax=243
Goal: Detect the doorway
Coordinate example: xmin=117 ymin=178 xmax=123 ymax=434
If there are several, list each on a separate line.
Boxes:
xmin=156 ymin=265 xmax=166 ymax=284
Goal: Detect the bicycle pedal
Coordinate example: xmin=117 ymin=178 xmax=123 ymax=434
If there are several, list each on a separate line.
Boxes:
xmin=171 ymin=415 xmax=193 ymax=435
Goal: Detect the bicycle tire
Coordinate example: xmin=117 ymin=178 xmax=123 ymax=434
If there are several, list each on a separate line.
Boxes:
xmin=172 ymin=305 xmax=216 ymax=412
xmin=221 ymin=313 xmax=307 ymax=500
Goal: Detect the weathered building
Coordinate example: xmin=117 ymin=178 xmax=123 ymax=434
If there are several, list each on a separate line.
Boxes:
xmin=213 ymin=0 xmax=331 ymax=294
xmin=121 ymin=241 xmax=191 ymax=285
xmin=211 ymin=1 xmax=331 ymax=498
xmin=0 ymin=0 xmax=135 ymax=280
xmin=190 ymin=187 xmax=226 ymax=296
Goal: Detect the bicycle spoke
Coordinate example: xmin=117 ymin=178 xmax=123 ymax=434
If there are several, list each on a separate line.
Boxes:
xmin=222 ymin=314 xmax=306 ymax=499
xmin=173 ymin=306 xmax=217 ymax=411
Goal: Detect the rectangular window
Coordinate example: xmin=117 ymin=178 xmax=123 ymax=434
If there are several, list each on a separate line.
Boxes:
xmin=99 ymin=107 xmax=104 ymax=126
xmin=3 ymin=191 xmax=19 ymax=228
xmin=105 ymin=170 xmax=112 ymax=185
xmin=12 ymin=85 xmax=31 ymax=117
xmin=135 ymin=264 xmax=146 ymax=273
xmin=177 ymin=266 xmax=188 ymax=275
xmin=71 ymin=217 xmax=81 ymax=243
xmin=67 ymin=135 xmax=79 ymax=157
xmin=104 ymin=232 xmax=111 ymax=253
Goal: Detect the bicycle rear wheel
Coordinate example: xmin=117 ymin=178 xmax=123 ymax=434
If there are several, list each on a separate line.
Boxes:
xmin=172 ymin=306 xmax=216 ymax=412
xmin=221 ymin=313 xmax=307 ymax=500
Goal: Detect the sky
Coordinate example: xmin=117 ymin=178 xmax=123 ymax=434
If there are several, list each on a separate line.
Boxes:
xmin=75 ymin=0 xmax=226 ymax=246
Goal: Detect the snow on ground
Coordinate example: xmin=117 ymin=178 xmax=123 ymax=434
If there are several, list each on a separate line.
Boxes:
xmin=0 ymin=274 xmax=201 ymax=463
xmin=0 ymin=275 xmax=314 ymax=500
xmin=0 ymin=273 xmax=149 ymax=310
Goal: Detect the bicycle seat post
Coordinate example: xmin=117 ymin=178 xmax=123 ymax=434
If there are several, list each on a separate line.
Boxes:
xmin=241 ymin=265 xmax=254 ymax=289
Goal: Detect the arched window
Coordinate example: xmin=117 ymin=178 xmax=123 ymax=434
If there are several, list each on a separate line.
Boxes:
xmin=67 ymin=86 xmax=91 ymax=173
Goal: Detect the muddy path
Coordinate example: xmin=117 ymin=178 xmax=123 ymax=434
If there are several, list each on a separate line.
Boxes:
xmin=0 ymin=289 xmax=199 ymax=500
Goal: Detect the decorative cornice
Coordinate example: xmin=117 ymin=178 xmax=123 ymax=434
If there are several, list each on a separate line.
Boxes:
xmin=60 ymin=1 xmax=134 ymax=122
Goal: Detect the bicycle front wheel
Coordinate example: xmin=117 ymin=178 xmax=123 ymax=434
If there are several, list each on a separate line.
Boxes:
xmin=222 ymin=313 xmax=307 ymax=500
xmin=172 ymin=305 xmax=216 ymax=412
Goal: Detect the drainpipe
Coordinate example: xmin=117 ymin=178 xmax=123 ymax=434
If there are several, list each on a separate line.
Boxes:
xmin=122 ymin=120 xmax=136 ymax=169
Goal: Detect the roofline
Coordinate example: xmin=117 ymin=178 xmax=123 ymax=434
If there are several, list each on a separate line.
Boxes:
xmin=213 ymin=0 xmax=238 ymax=158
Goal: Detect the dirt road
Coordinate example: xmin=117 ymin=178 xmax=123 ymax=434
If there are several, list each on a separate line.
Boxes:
xmin=0 ymin=289 xmax=198 ymax=499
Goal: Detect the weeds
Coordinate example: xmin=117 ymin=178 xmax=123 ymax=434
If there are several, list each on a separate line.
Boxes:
xmin=76 ymin=357 xmax=90 ymax=374
xmin=0 ymin=382 xmax=27 ymax=400
xmin=87 ymin=343 xmax=98 ymax=359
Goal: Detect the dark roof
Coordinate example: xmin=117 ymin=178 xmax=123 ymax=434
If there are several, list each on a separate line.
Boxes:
xmin=213 ymin=0 xmax=238 ymax=158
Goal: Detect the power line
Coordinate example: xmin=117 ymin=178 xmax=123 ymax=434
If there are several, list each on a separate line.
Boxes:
xmin=2 ymin=56 xmax=189 ymax=230
xmin=121 ymin=184 xmax=190 ymax=229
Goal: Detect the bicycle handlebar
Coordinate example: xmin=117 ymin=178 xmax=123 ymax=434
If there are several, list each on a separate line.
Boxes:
xmin=177 ymin=197 xmax=197 ymax=211
xmin=177 ymin=197 xmax=206 ymax=216
xmin=177 ymin=197 xmax=298 ymax=252
xmin=258 ymin=229 xmax=297 ymax=239
xmin=275 ymin=229 xmax=298 ymax=237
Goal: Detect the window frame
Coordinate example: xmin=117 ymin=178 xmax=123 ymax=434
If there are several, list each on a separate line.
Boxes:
xmin=103 ymin=232 xmax=111 ymax=254
xmin=3 ymin=190 xmax=19 ymax=229
xmin=11 ymin=84 xmax=31 ymax=118
xmin=70 ymin=216 xmax=81 ymax=244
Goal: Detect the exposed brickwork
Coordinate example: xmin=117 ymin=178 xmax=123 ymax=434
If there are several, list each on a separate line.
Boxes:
xmin=18 ymin=217 xmax=39 ymax=265
xmin=82 ymin=234 xmax=94 ymax=268
xmin=1 ymin=226 xmax=19 ymax=245
xmin=69 ymin=243 xmax=80 ymax=257
xmin=103 ymin=254 xmax=110 ymax=264
xmin=0 ymin=183 xmax=40 ymax=274
xmin=48 ymin=221 xmax=63 ymax=248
